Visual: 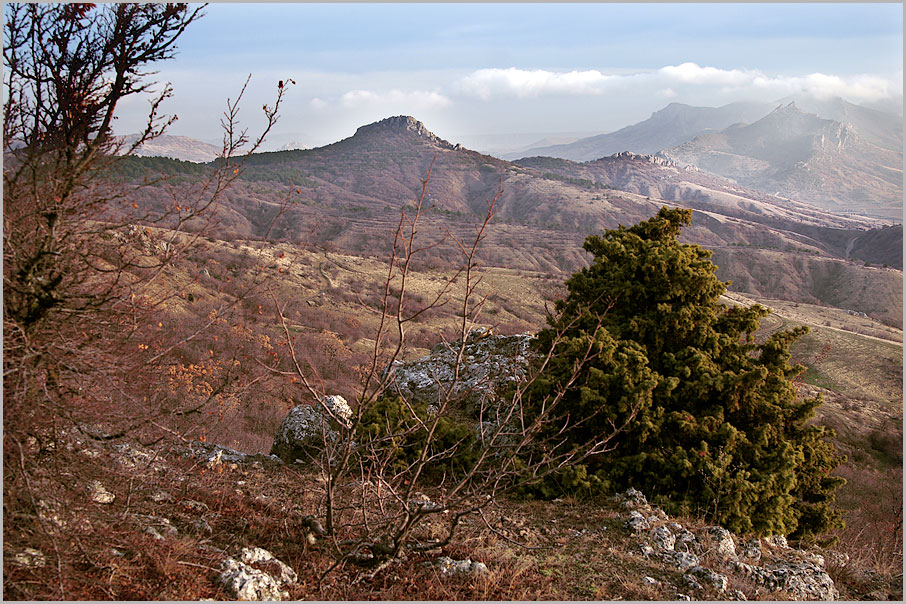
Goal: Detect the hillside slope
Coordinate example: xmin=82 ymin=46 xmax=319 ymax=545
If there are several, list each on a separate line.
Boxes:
xmin=121 ymin=115 xmax=902 ymax=324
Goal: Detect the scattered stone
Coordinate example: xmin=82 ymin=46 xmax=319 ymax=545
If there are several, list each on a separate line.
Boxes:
xmin=134 ymin=515 xmax=178 ymax=540
xmin=112 ymin=442 xmax=160 ymax=472
xmin=432 ymin=556 xmax=489 ymax=577
xmin=734 ymin=559 xmax=838 ymax=600
xmin=741 ymin=538 xmax=762 ymax=561
xmin=730 ymin=589 xmax=748 ymax=600
xmin=674 ymin=528 xmax=700 ymax=554
xmin=181 ymin=499 xmax=209 ymax=513
xmin=386 ymin=331 xmax=533 ymax=412
xmin=676 ymin=593 xmax=691 ymax=601
xmin=825 ymin=551 xmax=849 ymax=568
xmin=149 ymin=489 xmax=173 ymax=503
xmin=705 ymin=525 xmax=736 ymax=560
xmin=639 ymin=544 xmax=655 ymax=557
xmin=12 ymin=548 xmax=46 ymax=568
xmin=193 ymin=518 xmax=213 ymax=535
xmin=205 ymin=449 xmax=223 ymax=470
xmin=87 ymin=480 xmax=115 ymax=504
xmin=683 ymin=575 xmax=703 ymax=591
xmin=642 ymin=576 xmax=660 ymax=586
xmin=803 ymin=552 xmax=825 ymax=568
xmin=618 ymin=487 xmax=648 ymax=508
xmin=684 ymin=565 xmax=729 ymax=593
xmin=626 ymin=510 xmax=650 ymax=532
xmin=663 ymin=550 xmax=700 ymax=571
xmin=651 ymin=526 xmax=675 ymax=551
xmin=763 ymin=534 xmax=789 ymax=549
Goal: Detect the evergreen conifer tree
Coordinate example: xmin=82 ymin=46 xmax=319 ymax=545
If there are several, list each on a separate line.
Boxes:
xmin=529 ymin=207 xmax=844 ymax=540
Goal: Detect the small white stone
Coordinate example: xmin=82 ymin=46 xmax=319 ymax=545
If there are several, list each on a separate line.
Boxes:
xmin=87 ymin=480 xmax=115 ymax=504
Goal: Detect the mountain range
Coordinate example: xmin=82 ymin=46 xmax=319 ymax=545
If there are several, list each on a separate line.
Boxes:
xmin=504 ymin=101 xmax=775 ymax=161
xmin=662 ymin=102 xmax=902 ymax=218
xmin=123 ymin=114 xmax=902 ymax=327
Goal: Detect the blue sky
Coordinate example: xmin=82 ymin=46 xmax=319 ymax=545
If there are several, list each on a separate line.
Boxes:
xmin=113 ymin=2 xmax=904 ymax=150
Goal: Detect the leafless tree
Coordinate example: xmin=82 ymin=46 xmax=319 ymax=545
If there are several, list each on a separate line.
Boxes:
xmin=3 ymin=1 xmax=289 ymax=452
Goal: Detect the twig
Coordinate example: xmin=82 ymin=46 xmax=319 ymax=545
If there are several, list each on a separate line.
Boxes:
xmin=478 ymin=508 xmax=557 ymax=551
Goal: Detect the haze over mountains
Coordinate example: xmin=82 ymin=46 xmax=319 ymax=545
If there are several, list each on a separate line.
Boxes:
xmin=503 ymin=101 xmax=775 ymax=161
xmin=662 ymin=102 xmax=902 ymax=218
xmin=504 ymin=97 xmax=902 ymax=219
xmin=118 ymin=133 xmax=223 ymax=163
xmin=123 ymin=113 xmax=902 ymax=327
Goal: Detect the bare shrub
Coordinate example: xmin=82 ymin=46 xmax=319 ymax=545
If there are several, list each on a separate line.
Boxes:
xmin=263 ymin=161 xmax=643 ymax=582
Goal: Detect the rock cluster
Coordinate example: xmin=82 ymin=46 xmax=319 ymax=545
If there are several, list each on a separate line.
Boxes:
xmin=386 ymin=329 xmax=533 ymax=413
xmin=617 ymin=488 xmax=839 ymax=601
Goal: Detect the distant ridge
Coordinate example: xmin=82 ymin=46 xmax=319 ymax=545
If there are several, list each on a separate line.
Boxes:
xmin=505 ymin=101 xmax=774 ymax=161
xmin=118 ymin=133 xmax=221 ymax=163
xmin=661 ymin=103 xmax=903 ymax=218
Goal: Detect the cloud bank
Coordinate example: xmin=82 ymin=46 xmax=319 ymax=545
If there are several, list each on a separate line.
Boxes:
xmin=451 ymin=63 xmax=902 ymax=104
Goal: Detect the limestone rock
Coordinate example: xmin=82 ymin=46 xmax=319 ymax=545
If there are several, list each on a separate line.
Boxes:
xmin=87 ymin=480 xmax=115 ymax=504
xmin=684 ymin=565 xmax=729 ymax=593
xmin=704 ymin=525 xmax=737 ymax=560
xmin=651 ymin=526 xmax=675 ymax=551
xmin=12 ymin=548 xmax=46 ymax=568
xmin=626 ymin=510 xmax=650 ymax=532
xmin=386 ymin=330 xmax=533 ymax=413
xmin=270 ymin=395 xmax=353 ymax=464
xmin=218 ymin=557 xmax=290 ymax=601
xmin=663 ymin=550 xmax=700 ymax=571
xmin=238 ymin=547 xmax=298 ymax=585
xmin=734 ymin=559 xmax=838 ymax=600
xmin=432 ymin=556 xmax=489 ymax=577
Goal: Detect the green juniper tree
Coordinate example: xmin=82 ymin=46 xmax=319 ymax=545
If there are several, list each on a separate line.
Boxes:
xmin=529 ymin=207 xmax=844 ymax=540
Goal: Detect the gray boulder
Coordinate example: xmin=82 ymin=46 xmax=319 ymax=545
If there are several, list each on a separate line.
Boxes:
xmin=270 ymin=395 xmax=353 ymax=464
xmin=386 ymin=330 xmax=533 ymax=413
xmin=734 ymin=559 xmax=838 ymax=600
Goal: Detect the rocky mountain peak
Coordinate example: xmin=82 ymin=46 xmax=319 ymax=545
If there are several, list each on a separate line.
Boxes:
xmin=354 ymin=115 xmax=453 ymax=148
xmin=609 ymin=150 xmax=693 ymax=170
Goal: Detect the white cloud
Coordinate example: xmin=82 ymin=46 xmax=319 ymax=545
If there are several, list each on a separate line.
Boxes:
xmin=339 ymin=89 xmax=451 ymax=109
xmin=748 ymin=71 xmax=901 ymax=103
xmin=453 ymin=63 xmax=901 ymax=105
xmin=658 ymin=62 xmax=755 ymax=86
xmin=456 ymin=68 xmax=618 ymax=99
xmin=659 ymin=63 xmax=900 ymax=103
xmin=309 ymin=97 xmax=328 ymax=110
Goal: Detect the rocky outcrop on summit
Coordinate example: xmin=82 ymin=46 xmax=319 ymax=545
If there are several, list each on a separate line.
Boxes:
xmin=354 ymin=115 xmax=455 ymax=149
xmin=611 ymin=150 xmax=694 ymax=170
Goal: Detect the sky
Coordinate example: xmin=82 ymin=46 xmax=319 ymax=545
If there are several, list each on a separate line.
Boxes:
xmin=112 ymin=2 xmax=904 ymax=151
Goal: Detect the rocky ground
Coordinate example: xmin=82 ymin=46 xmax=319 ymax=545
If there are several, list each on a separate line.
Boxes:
xmin=4 ymin=428 xmax=900 ymax=601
